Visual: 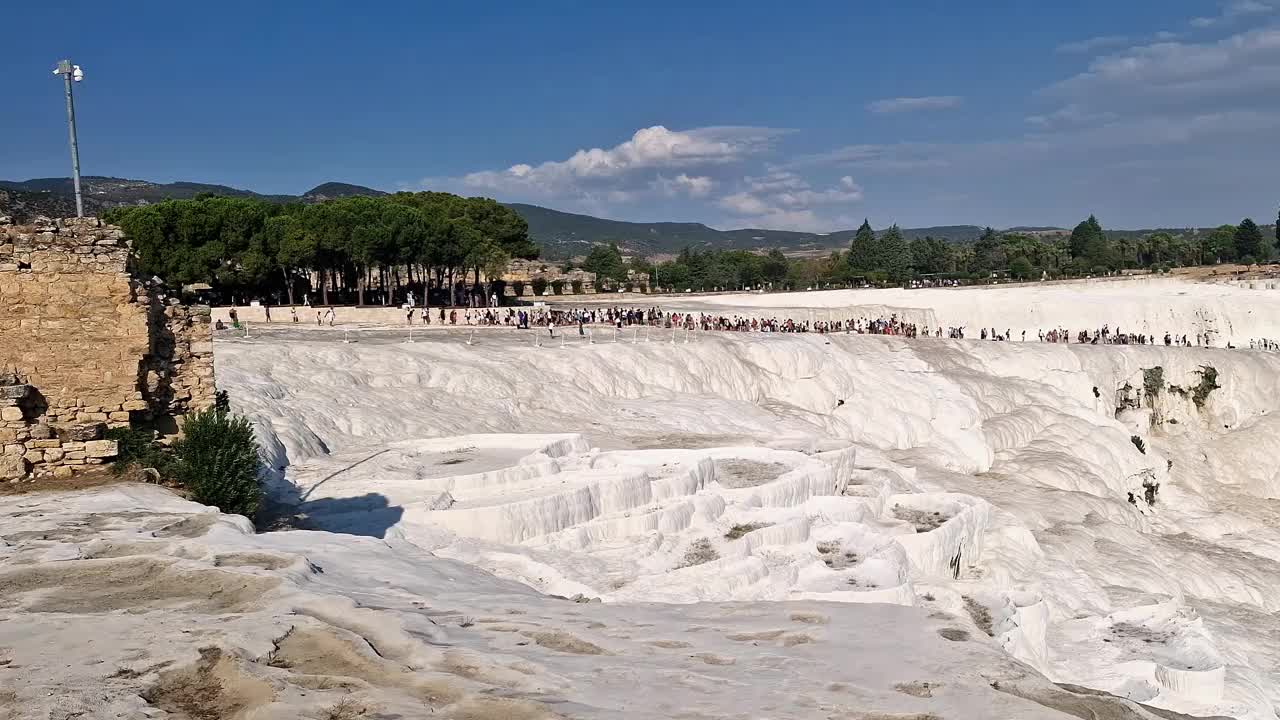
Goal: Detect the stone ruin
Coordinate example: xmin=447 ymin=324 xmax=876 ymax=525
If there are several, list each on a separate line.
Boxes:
xmin=501 ymin=259 xmax=598 ymax=295
xmin=0 ymin=215 xmax=215 ymax=482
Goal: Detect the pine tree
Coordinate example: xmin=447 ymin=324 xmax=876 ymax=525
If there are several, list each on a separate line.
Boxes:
xmin=1069 ymin=215 xmax=1111 ymax=270
xmin=878 ymin=225 xmax=911 ymax=282
xmin=848 ymin=219 xmax=878 ymax=271
xmin=1234 ymin=218 xmax=1264 ymax=262
xmin=973 ymin=227 xmax=1005 ymax=273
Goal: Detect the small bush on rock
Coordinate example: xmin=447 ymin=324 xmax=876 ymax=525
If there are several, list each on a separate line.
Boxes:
xmin=1130 ymin=435 xmax=1146 ymax=454
xmin=1142 ymin=367 xmax=1164 ymax=403
xmin=173 ymin=408 xmax=263 ymax=518
xmin=106 ymin=426 xmax=173 ymax=477
xmin=678 ymin=538 xmax=719 ymax=568
xmin=1192 ymin=366 xmax=1220 ymax=408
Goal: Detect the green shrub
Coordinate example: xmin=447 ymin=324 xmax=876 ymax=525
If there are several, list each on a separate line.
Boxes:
xmin=571 ymin=279 xmax=583 ymax=295
xmin=1130 ymin=435 xmax=1146 ymax=454
xmin=105 ymin=426 xmax=173 ymax=477
xmin=724 ymin=522 xmax=771 ymax=540
xmin=511 ymin=280 xmax=526 ymax=297
xmin=1142 ymin=367 xmax=1164 ymax=403
xmin=1192 ymin=365 xmax=1220 ymax=408
xmin=531 ymin=278 xmax=548 ymax=296
xmin=551 ymin=279 xmax=565 ymax=295
xmin=173 ymin=408 xmax=263 ymax=518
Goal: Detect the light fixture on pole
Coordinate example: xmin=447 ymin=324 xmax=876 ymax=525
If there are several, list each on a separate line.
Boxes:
xmin=52 ymin=59 xmax=85 ymax=218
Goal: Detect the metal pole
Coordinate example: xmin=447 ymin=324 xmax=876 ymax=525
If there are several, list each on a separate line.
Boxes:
xmin=58 ymin=60 xmax=84 ymax=218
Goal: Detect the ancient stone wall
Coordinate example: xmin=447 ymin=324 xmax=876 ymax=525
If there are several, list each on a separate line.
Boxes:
xmin=0 ymin=215 xmax=214 ymax=481
xmin=501 ymin=259 xmax=598 ymax=295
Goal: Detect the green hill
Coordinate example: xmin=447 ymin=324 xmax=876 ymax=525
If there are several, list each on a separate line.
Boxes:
xmin=505 ymin=203 xmax=987 ymax=257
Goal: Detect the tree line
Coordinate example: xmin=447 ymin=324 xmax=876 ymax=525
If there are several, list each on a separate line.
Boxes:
xmin=103 ymin=192 xmax=538 ymax=306
xmin=104 ymin=194 xmax=1280 ymax=301
xmin=589 ymin=213 xmax=1280 ymax=293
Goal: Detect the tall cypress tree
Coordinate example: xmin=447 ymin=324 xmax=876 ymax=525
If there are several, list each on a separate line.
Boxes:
xmin=1234 ymin=217 xmax=1264 ymax=261
xmin=848 ymin=219 xmax=877 ymax=271
xmin=879 ymin=225 xmax=911 ymax=282
xmin=1070 ymin=215 xmax=1110 ymax=269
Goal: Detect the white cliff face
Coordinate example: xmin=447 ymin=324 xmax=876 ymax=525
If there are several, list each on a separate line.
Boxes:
xmin=208 ymin=311 xmax=1280 ymax=720
xmin=662 ymin=276 xmax=1280 ymax=347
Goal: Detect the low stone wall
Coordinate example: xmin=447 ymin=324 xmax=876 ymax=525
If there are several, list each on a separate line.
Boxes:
xmin=0 ymin=216 xmax=215 ymax=481
xmin=502 ymin=259 xmax=598 ymax=295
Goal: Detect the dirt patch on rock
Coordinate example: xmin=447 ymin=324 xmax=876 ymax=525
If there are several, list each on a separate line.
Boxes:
xmin=715 ymin=460 xmax=790 ymax=489
xmin=521 ymin=630 xmax=608 ymax=655
xmin=0 ymin=557 xmax=279 ymax=614
xmin=894 ymin=681 xmax=939 ymax=698
xmin=141 ymin=647 xmax=274 ymax=720
xmin=151 ymin=513 xmax=218 ymax=539
xmin=82 ymin=539 xmax=172 ymax=559
xmin=447 ymin=697 xmax=561 ymax=720
xmin=892 ymin=505 xmax=950 ymax=533
xmin=213 ymin=552 xmax=295 ymax=571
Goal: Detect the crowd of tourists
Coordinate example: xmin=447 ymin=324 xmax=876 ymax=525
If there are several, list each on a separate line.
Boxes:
xmin=220 ymin=302 xmax=1279 ymax=352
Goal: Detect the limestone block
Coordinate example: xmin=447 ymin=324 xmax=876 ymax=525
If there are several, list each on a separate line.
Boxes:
xmin=63 ymin=458 xmax=85 ymax=465
xmin=108 ymin=411 xmax=130 ymax=422
xmin=44 ymin=448 xmax=64 ymax=462
xmin=86 ymin=458 xmax=104 ymax=465
xmin=0 ymin=407 xmax=23 ymax=422
xmin=53 ymin=423 xmax=103 ymax=442
xmin=27 ymin=439 xmax=61 ymax=449
xmin=29 ymin=423 xmax=52 ymax=440
xmin=64 ymin=451 xmax=85 ymax=460
xmin=0 ymin=454 xmax=29 ymax=480
xmin=0 ymin=385 xmax=31 ymax=402
xmin=3 ymin=444 xmax=24 ymax=456
xmin=122 ymin=399 xmax=148 ymax=412
xmin=84 ymin=439 xmax=118 ymax=458
xmin=23 ymin=450 xmax=43 ymax=463
xmin=52 ymin=466 xmax=74 ymax=479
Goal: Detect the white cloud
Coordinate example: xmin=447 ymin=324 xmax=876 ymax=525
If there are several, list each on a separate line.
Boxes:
xmin=1190 ymin=0 xmax=1275 ymax=27
xmin=1025 ymin=103 xmax=1118 ymax=127
xmin=789 ymin=143 xmax=951 ymax=172
xmin=1046 ymin=27 xmax=1280 ymax=113
xmin=460 ymin=125 xmax=785 ymax=198
xmin=717 ymin=172 xmax=863 ymax=230
xmin=1057 ymin=35 xmax=1130 ymax=54
xmin=652 ymin=173 xmax=716 ymax=198
xmin=866 ymin=96 xmax=962 ymax=114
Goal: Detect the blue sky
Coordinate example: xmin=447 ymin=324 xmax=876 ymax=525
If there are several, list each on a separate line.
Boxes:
xmin=6 ymin=0 xmax=1280 ymax=230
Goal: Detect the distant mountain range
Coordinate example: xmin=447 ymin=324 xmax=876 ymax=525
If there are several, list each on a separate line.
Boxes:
xmin=0 ymin=176 xmax=989 ymax=256
xmin=505 ymin=203 xmax=992 ymax=257
xmin=19 ymin=175 xmax=1241 ymax=259
xmin=0 ymin=176 xmax=385 ymax=211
